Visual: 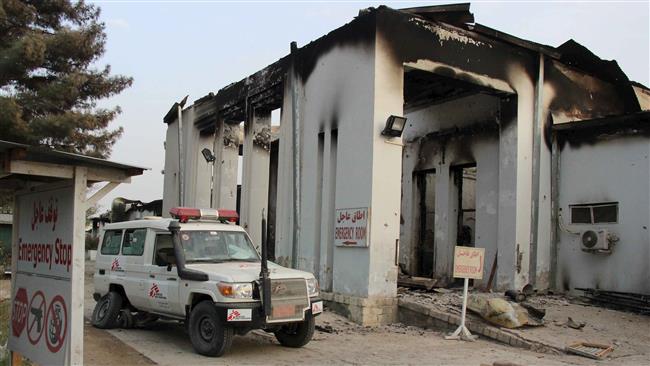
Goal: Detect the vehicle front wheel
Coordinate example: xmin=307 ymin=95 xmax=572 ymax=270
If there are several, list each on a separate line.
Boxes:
xmin=274 ymin=313 xmax=315 ymax=348
xmin=92 ymin=292 xmax=123 ymax=329
xmin=188 ymin=301 xmax=234 ymax=357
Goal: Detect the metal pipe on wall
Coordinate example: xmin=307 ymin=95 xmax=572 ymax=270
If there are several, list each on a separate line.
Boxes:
xmin=176 ymin=95 xmax=188 ymax=207
xmin=529 ymin=53 xmax=545 ymax=288
xmin=177 ymin=104 xmax=184 ymax=207
xmin=290 ymin=41 xmax=301 ymax=269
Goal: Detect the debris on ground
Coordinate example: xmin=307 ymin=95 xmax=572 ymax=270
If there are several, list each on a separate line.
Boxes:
xmin=566 ymin=341 xmax=614 ymax=360
xmin=577 ymin=288 xmax=650 ymax=315
xmin=316 ymin=324 xmax=336 ymax=333
xmin=467 ymin=294 xmax=544 ymax=328
xmin=397 ymin=273 xmax=440 ymax=291
xmin=520 ymin=302 xmax=546 ymax=319
xmin=505 ymin=290 xmax=526 ymax=302
xmin=566 ymin=317 xmax=585 ymax=330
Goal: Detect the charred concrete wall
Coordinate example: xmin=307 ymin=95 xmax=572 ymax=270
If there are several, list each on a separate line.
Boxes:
xmin=275 ymin=43 xmax=379 ymax=298
xmin=271 ymin=13 xmax=403 ymax=324
xmin=557 ymin=135 xmax=650 ymax=294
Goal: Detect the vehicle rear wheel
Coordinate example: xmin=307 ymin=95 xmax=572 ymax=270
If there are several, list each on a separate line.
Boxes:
xmin=274 ymin=313 xmax=315 ymax=348
xmin=92 ymin=292 xmax=123 ymax=329
xmin=188 ymin=301 xmax=233 ymax=357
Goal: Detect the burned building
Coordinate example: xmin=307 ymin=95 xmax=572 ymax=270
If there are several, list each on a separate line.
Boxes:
xmin=162 ymin=3 xmax=650 ymax=325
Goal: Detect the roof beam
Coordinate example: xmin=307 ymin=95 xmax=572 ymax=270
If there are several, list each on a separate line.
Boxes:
xmin=6 ymin=160 xmax=132 ymax=183
xmin=86 ymin=181 xmax=120 ymax=208
xmin=7 ymin=159 xmax=74 ymax=179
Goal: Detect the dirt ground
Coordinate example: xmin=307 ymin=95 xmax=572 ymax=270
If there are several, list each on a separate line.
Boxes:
xmin=83 ymin=321 xmax=154 ymax=365
xmin=80 ymin=262 xmax=644 ymax=365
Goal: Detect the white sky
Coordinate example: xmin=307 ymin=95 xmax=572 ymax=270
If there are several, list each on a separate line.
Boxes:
xmin=92 ymin=0 xmax=650 ymax=211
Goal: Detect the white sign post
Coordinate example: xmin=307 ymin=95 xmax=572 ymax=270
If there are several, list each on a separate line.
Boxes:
xmin=445 ymin=246 xmax=485 ymax=341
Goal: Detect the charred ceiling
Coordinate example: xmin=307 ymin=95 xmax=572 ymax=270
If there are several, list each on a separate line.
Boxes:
xmin=555 ymin=111 xmax=650 ymax=149
xmin=404 ymin=68 xmax=506 ymax=111
xmin=377 ymin=7 xmax=538 ymax=87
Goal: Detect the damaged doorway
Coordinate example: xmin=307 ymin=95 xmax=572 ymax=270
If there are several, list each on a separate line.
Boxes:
xmin=415 ymin=169 xmax=436 ymax=277
xmin=453 ymin=164 xmax=476 ymax=247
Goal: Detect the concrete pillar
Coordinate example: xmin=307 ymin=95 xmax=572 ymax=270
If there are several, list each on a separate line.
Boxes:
xmin=319 ymin=128 xmax=336 ymax=291
xmin=241 ymin=109 xmax=271 ymax=249
xmin=212 ymin=119 xmax=240 ymax=210
xmin=434 ymin=162 xmax=454 ymax=282
xmin=496 ymin=97 xmax=518 ymax=290
xmin=191 ymin=131 xmax=214 ymax=209
xmin=366 ymin=34 xmax=403 ymax=301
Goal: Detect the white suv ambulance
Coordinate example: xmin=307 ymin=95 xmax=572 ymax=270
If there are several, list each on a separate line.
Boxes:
xmin=92 ymin=207 xmax=322 ymax=357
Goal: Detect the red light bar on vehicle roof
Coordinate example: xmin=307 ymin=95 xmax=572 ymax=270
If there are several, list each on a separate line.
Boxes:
xmin=169 ymin=207 xmax=238 ymax=223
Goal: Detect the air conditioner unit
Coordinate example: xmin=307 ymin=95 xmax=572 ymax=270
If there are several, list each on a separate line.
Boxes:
xmin=580 ymin=229 xmax=609 ymax=251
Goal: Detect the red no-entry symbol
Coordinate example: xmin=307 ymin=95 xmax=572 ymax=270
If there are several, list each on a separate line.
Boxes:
xmin=11 ymin=288 xmax=28 ymax=337
xmin=27 ymin=290 xmax=46 ymax=345
xmin=45 ymin=295 xmax=68 ymax=353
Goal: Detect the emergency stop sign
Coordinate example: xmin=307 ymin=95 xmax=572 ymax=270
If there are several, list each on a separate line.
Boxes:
xmin=12 ymin=287 xmax=28 ymax=337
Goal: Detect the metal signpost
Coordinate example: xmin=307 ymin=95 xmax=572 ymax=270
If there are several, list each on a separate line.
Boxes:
xmin=445 ymin=246 xmax=485 ymax=341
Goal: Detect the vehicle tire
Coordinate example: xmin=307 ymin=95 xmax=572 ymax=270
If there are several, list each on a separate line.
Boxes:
xmin=117 ymin=309 xmax=135 ymax=329
xmin=92 ymin=292 xmax=123 ymax=329
xmin=188 ymin=301 xmax=234 ymax=357
xmin=274 ymin=313 xmax=315 ymax=348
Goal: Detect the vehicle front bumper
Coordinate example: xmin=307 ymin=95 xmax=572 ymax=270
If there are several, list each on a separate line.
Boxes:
xmin=213 ymin=297 xmax=323 ymax=328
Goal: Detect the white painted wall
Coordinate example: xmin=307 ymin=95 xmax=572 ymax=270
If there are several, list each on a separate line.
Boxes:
xmin=557 ymin=135 xmax=650 ymax=294
xmin=295 ymin=44 xmax=377 ymax=297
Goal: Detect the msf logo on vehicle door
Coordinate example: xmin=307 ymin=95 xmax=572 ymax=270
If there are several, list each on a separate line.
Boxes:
xmin=111 ymin=258 xmax=123 ymax=272
xmin=148 ymin=283 xmax=166 ymax=300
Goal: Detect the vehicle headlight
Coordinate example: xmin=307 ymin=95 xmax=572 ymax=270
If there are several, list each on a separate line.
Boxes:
xmin=306 ymin=278 xmax=319 ymax=297
xmin=217 ymin=282 xmax=253 ymax=299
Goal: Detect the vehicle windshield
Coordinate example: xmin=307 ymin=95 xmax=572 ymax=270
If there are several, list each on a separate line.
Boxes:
xmin=180 ymin=230 xmax=260 ymax=263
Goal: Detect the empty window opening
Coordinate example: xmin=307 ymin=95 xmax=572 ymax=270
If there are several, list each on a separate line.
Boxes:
xmin=271 ymin=108 xmax=281 ymax=126
xmin=570 ymin=202 xmax=618 ymax=224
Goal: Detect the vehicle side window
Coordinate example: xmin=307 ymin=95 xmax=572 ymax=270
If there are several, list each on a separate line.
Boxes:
xmin=153 ymin=234 xmax=175 ymax=266
xmin=101 ymin=230 xmax=122 ymax=255
xmin=122 ymin=228 xmax=146 ymax=256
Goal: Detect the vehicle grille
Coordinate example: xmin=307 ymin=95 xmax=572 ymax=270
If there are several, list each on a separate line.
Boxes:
xmin=266 ymin=278 xmax=309 ymax=323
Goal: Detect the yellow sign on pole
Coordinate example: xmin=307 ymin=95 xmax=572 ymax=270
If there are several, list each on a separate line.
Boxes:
xmin=446 ymin=246 xmax=485 ymax=341
xmin=452 ymin=246 xmax=485 ymax=280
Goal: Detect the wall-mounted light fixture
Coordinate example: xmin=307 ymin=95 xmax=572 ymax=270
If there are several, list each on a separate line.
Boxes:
xmin=201 ymin=148 xmax=215 ymax=163
xmin=381 ymin=115 xmax=407 ymax=137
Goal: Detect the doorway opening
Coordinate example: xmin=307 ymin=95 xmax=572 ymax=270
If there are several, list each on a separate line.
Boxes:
xmin=453 ymin=164 xmax=476 ymax=247
xmin=415 ymin=169 xmax=436 ymax=277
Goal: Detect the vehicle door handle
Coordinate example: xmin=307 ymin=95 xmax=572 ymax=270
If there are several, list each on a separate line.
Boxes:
xmin=149 ymin=274 xmax=155 ymax=278
xmin=167 ymin=277 xmax=177 ymax=281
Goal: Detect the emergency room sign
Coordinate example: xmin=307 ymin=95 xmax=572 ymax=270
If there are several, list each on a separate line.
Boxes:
xmin=334 ymin=207 xmax=369 ymax=247
xmin=9 ymin=186 xmax=74 ymax=365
